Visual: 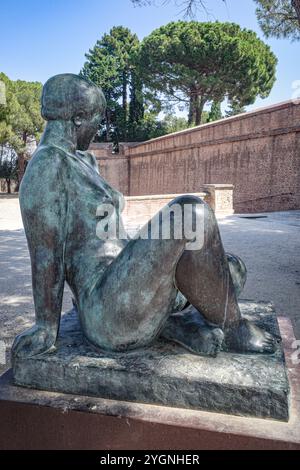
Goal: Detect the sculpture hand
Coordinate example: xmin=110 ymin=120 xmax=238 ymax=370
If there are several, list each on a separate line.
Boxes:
xmin=12 ymin=325 xmax=57 ymax=360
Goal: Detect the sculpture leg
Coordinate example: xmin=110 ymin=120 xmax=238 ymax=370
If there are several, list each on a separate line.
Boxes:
xmin=226 ymin=253 xmax=247 ymax=299
xmin=83 ymin=236 xmax=187 ymax=352
xmin=84 ymin=195 xmax=276 ymax=355
xmin=172 ymin=201 xmax=277 ymax=354
xmin=175 ymin=201 xmax=241 ymax=328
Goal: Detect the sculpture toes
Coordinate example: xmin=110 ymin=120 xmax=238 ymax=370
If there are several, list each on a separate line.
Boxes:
xmin=213 ymin=328 xmax=225 ymax=344
xmin=201 ymin=328 xmax=224 ymax=357
xmin=264 ymin=332 xmax=274 ymax=340
xmin=262 ymin=344 xmax=276 ymax=354
xmin=12 ymin=335 xmax=31 ymax=359
xmin=209 ymin=342 xmax=221 ymax=357
xmin=265 ymin=331 xmax=281 ymax=343
xmin=12 ymin=327 xmax=55 ymax=359
xmin=260 ymin=337 xmax=276 ymax=353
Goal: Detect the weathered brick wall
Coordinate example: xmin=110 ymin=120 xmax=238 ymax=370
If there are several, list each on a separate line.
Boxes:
xmin=90 ymin=143 xmax=129 ymax=195
xmin=91 ymin=100 xmax=300 ymax=213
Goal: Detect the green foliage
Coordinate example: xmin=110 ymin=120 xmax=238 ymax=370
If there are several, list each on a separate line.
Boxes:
xmin=0 ymin=73 xmax=18 ymax=148
xmin=0 ymin=73 xmax=43 ymax=150
xmin=0 ymin=73 xmax=44 ymax=182
xmin=127 ymin=111 xmax=168 ymax=141
xmin=161 ymin=112 xmax=209 ymax=133
xmin=131 ymin=1 xmax=300 ymax=41
xmin=81 ymin=26 xmax=143 ymax=142
xmin=162 ymin=114 xmax=189 ymax=133
xmin=138 ymin=21 xmax=277 ymax=125
xmin=0 ymin=146 xmax=18 ymax=193
xmin=226 ymin=101 xmax=247 ymax=117
xmin=208 ymin=101 xmax=223 ymax=122
xmin=200 ymin=110 xmax=210 ymax=124
xmin=255 ymin=0 xmax=300 ymax=40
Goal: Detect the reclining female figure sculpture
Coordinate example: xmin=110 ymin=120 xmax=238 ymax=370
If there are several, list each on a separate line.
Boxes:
xmin=12 ymin=74 xmax=277 ymax=361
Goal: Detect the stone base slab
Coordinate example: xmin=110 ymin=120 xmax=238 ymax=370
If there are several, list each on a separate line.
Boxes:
xmin=0 ymin=315 xmax=299 ymax=449
xmin=12 ymin=301 xmax=290 ymax=421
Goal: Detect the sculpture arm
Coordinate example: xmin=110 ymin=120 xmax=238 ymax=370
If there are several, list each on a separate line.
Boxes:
xmin=12 ymin=150 xmax=68 ymax=358
xmin=25 ymin=205 xmax=66 ymax=336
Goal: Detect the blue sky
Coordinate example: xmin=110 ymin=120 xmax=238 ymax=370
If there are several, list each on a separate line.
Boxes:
xmin=0 ymin=0 xmax=299 ymax=113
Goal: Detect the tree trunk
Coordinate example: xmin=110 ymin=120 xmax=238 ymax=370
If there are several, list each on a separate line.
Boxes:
xmin=129 ymin=73 xmax=144 ymax=124
xmin=17 ymin=131 xmax=27 ymax=185
xmin=17 ymin=153 xmax=25 ymax=186
xmin=122 ymin=71 xmax=128 ymax=141
xmin=188 ymin=94 xmax=196 ymax=126
xmin=105 ymin=109 xmax=111 ymax=142
xmin=6 ymin=178 xmax=11 ymax=194
xmin=195 ymin=96 xmax=205 ymax=126
xmin=292 ymin=0 xmax=300 ymax=26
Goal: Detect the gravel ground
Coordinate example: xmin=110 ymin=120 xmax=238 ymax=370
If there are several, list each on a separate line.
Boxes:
xmin=1 ymin=195 xmax=299 ymax=374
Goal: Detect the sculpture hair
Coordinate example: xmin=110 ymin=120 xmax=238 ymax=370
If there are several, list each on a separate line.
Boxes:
xmin=41 ymin=73 xmax=106 ymax=121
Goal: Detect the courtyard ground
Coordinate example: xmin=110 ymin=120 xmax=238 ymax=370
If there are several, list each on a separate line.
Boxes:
xmin=0 ymin=195 xmax=299 ymax=375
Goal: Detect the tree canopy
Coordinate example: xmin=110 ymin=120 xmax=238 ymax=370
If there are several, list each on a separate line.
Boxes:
xmin=255 ymin=0 xmax=300 ymax=40
xmin=138 ymin=21 xmax=277 ymax=125
xmin=0 ymin=73 xmax=44 ymax=182
xmin=226 ymin=101 xmax=246 ymax=117
xmin=207 ymin=101 xmax=223 ymax=122
xmin=81 ymin=26 xmax=165 ymax=143
xmin=131 ymin=0 xmax=300 ymax=40
xmin=130 ymin=0 xmax=225 ymax=18
xmin=0 ymin=146 xmax=18 ymax=193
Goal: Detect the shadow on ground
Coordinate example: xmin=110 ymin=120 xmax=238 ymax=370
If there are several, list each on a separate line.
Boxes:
xmin=219 ymin=213 xmax=300 ymax=341
xmin=0 ymin=228 xmax=72 ymax=375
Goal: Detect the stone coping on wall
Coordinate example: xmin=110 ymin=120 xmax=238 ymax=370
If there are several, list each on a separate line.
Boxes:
xmin=125 ymin=192 xmax=207 ymax=202
xmin=91 ymin=100 xmax=300 ymax=161
xmin=126 ymin=99 xmax=300 ymax=148
xmin=201 ymin=184 xmax=234 ymax=190
xmin=90 ymin=100 xmax=300 ymax=155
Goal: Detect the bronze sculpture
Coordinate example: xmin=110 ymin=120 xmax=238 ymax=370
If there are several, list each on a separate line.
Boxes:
xmin=12 ymin=74 xmax=277 ymax=362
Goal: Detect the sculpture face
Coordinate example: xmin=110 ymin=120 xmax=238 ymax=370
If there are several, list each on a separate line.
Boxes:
xmin=40 ymin=73 xmax=106 ymax=151
xmin=75 ymin=111 xmax=103 ymax=151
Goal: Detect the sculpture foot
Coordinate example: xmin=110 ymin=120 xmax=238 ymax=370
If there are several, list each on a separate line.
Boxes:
xmin=224 ymin=319 xmax=280 ymax=354
xmin=12 ymin=325 xmax=56 ymax=361
xmin=160 ymin=307 xmax=224 ymax=357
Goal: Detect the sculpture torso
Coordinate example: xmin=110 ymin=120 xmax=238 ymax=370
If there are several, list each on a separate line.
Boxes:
xmin=20 ymin=144 xmax=127 ymax=314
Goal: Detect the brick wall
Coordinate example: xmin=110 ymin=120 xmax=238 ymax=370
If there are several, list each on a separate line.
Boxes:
xmin=91 ymin=100 xmax=300 ymax=213
xmin=90 ymin=143 xmax=134 ymax=196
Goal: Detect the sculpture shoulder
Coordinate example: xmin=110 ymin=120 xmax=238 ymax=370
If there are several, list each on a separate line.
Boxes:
xmin=20 ymin=145 xmax=69 ymax=201
xmin=26 ymin=145 xmax=69 ymax=171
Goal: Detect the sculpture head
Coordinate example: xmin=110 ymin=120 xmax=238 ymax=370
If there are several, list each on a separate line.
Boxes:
xmin=41 ymin=73 xmax=106 ymax=151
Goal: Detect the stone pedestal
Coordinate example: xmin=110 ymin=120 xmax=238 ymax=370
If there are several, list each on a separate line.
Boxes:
xmin=13 ymin=301 xmax=289 ymax=422
xmin=202 ymin=184 xmax=234 ymax=216
xmin=0 ymin=315 xmax=300 ymax=450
